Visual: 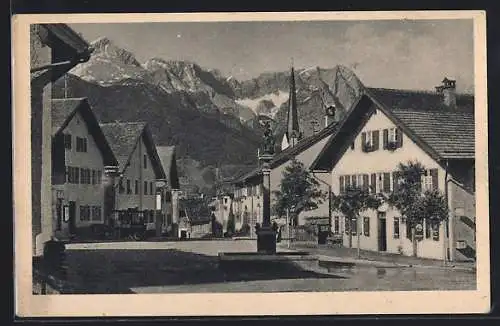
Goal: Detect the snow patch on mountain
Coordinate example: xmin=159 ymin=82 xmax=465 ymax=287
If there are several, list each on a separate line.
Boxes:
xmin=235 ymin=90 xmax=289 ymax=118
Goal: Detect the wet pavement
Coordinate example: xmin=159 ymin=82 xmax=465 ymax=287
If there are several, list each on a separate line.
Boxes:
xmin=61 ymin=240 xmax=476 ymax=294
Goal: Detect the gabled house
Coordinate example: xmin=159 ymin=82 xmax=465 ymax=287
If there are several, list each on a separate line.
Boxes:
xmin=99 ymin=122 xmax=166 ymax=234
xmin=311 ymin=78 xmax=475 ymax=261
xmin=51 ymin=98 xmax=118 ymax=239
xmin=30 ymin=23 xmax=92 ymax=256
xmin=156 ymin=145 xmax=181 ymax=234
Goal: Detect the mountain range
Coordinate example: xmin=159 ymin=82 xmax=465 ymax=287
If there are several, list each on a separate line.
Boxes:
xmin=53 ymin=36 xmax=365 ymax=195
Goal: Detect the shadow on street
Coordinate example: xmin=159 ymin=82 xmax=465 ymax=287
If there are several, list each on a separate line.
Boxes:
xmin=63 ymin=249 xmax=341 ymax=294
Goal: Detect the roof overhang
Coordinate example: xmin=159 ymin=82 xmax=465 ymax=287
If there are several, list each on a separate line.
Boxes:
xmin=31 ymin=24 xmax=93 ymax=86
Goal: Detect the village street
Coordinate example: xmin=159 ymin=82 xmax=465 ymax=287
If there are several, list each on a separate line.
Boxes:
xmin=61 ymin=240 xmax=476 ymax=294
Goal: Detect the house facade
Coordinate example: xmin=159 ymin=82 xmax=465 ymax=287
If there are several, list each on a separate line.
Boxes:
xmin=30 ymin=23 xmax=92 ymax=256
xmin=100 ymin=122 xmax=166 ymax=234
xmin=51 ymin=98 xmax=118 ymax=239
xmin=156 ymin=145 xmax=181 ymax=235
xmin=311 ymin=78 xmax=475 ymax=261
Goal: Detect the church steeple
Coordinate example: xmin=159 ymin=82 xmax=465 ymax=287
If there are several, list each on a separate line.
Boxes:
xmin=281 ymin=59 xmax=301 ymax=151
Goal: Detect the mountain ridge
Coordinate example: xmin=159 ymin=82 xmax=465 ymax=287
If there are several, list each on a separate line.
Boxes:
xmin=65 ymin=36 xmax=366 ymax=195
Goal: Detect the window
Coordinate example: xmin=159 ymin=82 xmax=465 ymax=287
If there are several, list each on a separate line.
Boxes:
xmin=135 ymin=180 xmax=139 ymax=194
xmin=376 ymin=173 xmax=384 ymax=193
xmin=92 ymin=206 xmax=101 ymax=221
xmin=67 ymin=166 xmax=81 ymax=184
xmin=339 ymin=176 xmax=345 ymax=194
xmin=351 ymin=217 xmax=357 ymax=235
xmin=144 ymin=181 xmax=148 ymax=195
xmin=351 ymin=175 xmax=357 ymax=189
xmin=383 ymin=128 xmax=403 ymax=150
xmin=76 ymin=137 xmax=88 ymax=152
xmin=363 ymin=217 xmax=370 ymax=236
xmin=334 ymin=216 xmax=340 ymax=234
xmin=388 ymin=128 xmax=397 ymax=143
xmin=118 ymin=179 xmax=124 ymax=194
xmin=92 ymin=170 xmax=97 ymax=185
xmin=383 ymin=172 xmax=391 ymax=192
xmin=80 ymin=168 xmax=91 ymax=184
xmin=150 ymin=182 xmax=154 ymax=195
xmin=356 ymin=175 xmax=363 ymax=189
xmin=421 ymin=169 xmax=439 ymax=192
xmin=127 ymin=179 xmax=131 ymax=194
xmin=361 ymin=130 xmax=380 ymax=152
xmin=97 ymin=170 xmax=102 ymax=184
xmin=143 ymin=154 xmax=147 ymax=169
xmin=79 ymin=205 xmax=91 ymax=221
xmin=64 ymin=134 xmax=72 ymax=150
xmin=370 ymin=173 xmax=376 ymax=194
xmin=393 ymin=217 xmax=400 ymax=239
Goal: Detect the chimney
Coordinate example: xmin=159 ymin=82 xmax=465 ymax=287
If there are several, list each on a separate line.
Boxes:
xmin=436 ymin=77 xmax=457 ymax=108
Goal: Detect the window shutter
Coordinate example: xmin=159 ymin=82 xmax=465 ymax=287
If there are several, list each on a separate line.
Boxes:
xmin=361 ymin=132 xmax=366 ymax=152
xmin=372 ymin=130 xmax=380 ymax=150
xmin=370 ymin=173 xmax=377 ymax=193
xmin=363 ymin=217 xmax=370 ymax=236
xmin=383 ymin=129 xmax=389 ymax=149
xmin=383 ymin=172 xmax=391 ymax=192
xmin=339 ymin=176 xmax=345 ymax=194
xmin=392 ymin=171 xmax=399 ymax=192
xmin=430 ymin=168 xmax=439 ymax=190
xmin=363 ymin=174 xmax=369 ymax=191
xmin=345 ymin=216 xmax=350 ymax=235
xmin=396 ymin=128 xmax=403 ymax=148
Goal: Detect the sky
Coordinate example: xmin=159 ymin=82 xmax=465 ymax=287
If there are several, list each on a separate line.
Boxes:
xmin=70 ymin=19 xmax=475 ymax=93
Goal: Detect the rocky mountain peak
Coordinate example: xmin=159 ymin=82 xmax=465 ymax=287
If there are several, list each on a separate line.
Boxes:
xmin=89 ymin=36 xmax=141 ymax=67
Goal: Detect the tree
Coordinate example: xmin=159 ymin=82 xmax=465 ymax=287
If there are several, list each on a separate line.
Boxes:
xmin=331 ymin=186 xmax=382 ymax=258
xmin=272 ymin=159 xmax=326 ymax=227
xmin=387 ymin=160 xmax=449 ymax=257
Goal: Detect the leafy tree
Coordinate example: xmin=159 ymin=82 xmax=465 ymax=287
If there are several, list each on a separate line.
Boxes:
xmin=331 ymin=186 xmax=382 ymax=258
xmin=387 ymin=160 xmax=449 ymax=257
xmin=272 ymin=159 xmax=326 ymax=227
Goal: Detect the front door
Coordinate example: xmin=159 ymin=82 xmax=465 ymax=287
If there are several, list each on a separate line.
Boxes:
xmin=378 ymin=213 xmax=387 ymax=252
xmin=68 ymin=201 xmax=76 ymax=235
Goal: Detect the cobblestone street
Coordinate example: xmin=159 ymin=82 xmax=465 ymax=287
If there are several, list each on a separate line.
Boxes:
xmin=59 ymin=240 xmax=476 ymax=294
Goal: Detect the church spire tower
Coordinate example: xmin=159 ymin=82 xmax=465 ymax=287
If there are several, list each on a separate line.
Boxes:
xmin=281 ymin=58 xmax=301 ymax=151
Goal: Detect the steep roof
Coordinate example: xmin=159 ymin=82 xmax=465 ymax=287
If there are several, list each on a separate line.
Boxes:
xmin=311 ymin=86 xmax=475 ymax=171
xmin=156 ymin=145 xmax=180 ymax=189
xmin=100 ymin=121 xmax=166 ymax=179
xmin=51 ymin=98 xmax=118 ymax=166
xmin=367 ymin=88 xmax=474 ymax=159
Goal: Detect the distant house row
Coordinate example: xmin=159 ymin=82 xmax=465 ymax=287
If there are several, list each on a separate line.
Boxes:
xmin=51 ymin=97 xmax=181 ymax=240
xmin=211 ymin=67 xmax=476 ymax=262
